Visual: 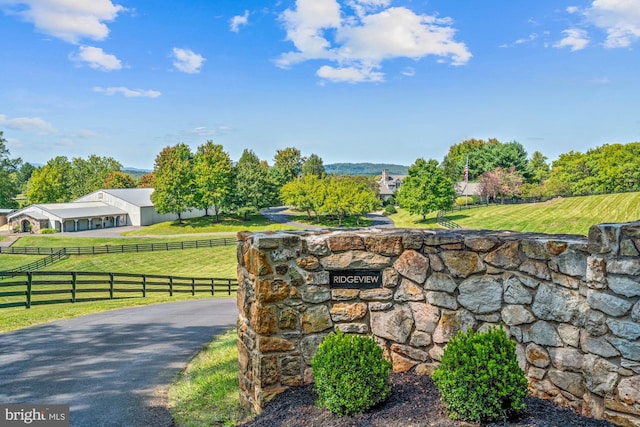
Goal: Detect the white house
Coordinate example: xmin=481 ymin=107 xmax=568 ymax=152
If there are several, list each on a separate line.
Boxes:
xmin=7 ymin=188 xmax=206 ymax=233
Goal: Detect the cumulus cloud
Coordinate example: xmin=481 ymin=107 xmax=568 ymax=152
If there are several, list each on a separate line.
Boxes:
xmin=171 ymin=47 xmax=205 ymax=73
xmin=0 ymin=113 xmax=58 ymax=134
xmin=585 ymin=0 xmax=640 ymax=48
xmin=277 ymin=0 xmax=471 ymax=83
xmin=230 ymin=10 xmax=249 ymax=32
xmin=554 ymin=28 xmax=590 ymax=51
xmin=70 ymin=46 xmax=122 ymax=71
xmin=0 ymin=0 xmax=126 ymax=43
xmin=93 ymin=86 xmax=161 ymax=98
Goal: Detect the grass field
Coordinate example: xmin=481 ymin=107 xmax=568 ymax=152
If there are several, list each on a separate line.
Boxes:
xmin=8 ymin=234 xmax=236 ymax=247
xmin=123 ymin=214 xmax=302 ymax=236
xmin=389 ymin=192 xmax=640 ymax=236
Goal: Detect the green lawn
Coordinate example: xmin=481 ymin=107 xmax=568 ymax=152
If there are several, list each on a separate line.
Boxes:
xmin=389 ymin=192 xmax=640 ymax=236
xmin=124 ymin=214 xmax=303 ymax=236
xmin=0 ymin=254 xmax=37 ymax=270
xmin=9 ymin=235 xmax=236 ymax=247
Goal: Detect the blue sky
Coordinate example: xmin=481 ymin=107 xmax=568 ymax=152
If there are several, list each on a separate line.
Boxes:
xmin=1 ymin=0 xmax=639 ymax=170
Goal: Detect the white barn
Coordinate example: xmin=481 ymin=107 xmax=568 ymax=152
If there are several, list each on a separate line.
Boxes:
xmin=7 ymin=188 xmax=206 ymax=233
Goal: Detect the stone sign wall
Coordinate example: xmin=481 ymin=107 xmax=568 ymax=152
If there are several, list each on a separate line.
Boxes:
xmin=236 ymin=223 xmax=640 ymax=426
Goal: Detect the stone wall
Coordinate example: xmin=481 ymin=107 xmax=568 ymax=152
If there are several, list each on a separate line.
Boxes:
xmin=236 ymin=224 xmax=640 ymax=426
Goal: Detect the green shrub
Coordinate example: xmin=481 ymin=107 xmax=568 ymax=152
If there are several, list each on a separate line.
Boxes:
xmin=39 ymin=228 xmax=59 ymax=234
xmin=311 ymin=330 xmax=391 ymax=416
xmin=454 ymin=195 xmax=480 ymax=206
xmin=432 ymin=326 xmax=527 ymax=423
xmin=383 ymin=205 xmax=397 ymax=215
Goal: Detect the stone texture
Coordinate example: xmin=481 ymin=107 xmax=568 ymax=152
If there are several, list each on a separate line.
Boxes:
xmin=331 ymin=289 xmax=359 ymax=301
xmin=300 ymin=285 xmax=331 ymax=303
xmin=383 ymin=268 xmax=400 ymax=288
xmin=521 ymin=239 xmax=551 ymax=260
xmin=608 ymin=338 xmax=640 ymax=361
xmin=606 ymin=319 xmax=640 ymax=340
xmin=633 ymin=302 xmax=640 ymax=322
xmin=458 ymin=276 xmax=502 ymax=314
xmin=584 ymin=354 xmax=619 ymax=396
xmin=255 ymin=279 xmax=290 ymax=303
xmin=432 ymin=309 xmax=476 ymax=344
xmin=300 ymin=334 xmax=327 ymax=364
xmin=424 ymin=272 xmax=457 ymax=293
xmin=587 ymin=290 xmax=633 ymax=317
xmin=526 ymin=343 xmax=551 ymax=368
xmin=410 ymin=302 xmax=440 ymax=333
xmin=426 ymin=291 xmax=458 ymax=310
xmin=394 ymin=278 xmax=425 ymax=302
xmin=279 ymin=308 xmax=298 ymax=330
xmin=557 ymin=250 xmax=588 ymax=277
xmin=532 ymin=283 xmax=581 ymax=323
xmin=607 ymin=259 xmax=640 ymax=276
xmin=250 ymin=304 xmax=278 ymax=335
xmin=548 ymin=369 xmax=586 ymax=398
xmin=617 ymin=376 xmax=640 ymax=405
xmin=370 ymin=305 xmax=414 ymax=343
xmin=502 ymin=305 xmax=536 ymax=325
xmin=296 ymin=255 xmax=320 ymax=271
xmin=526 ymin=321 xmax=563 ymax=347
xmin=334 ymin=323 xmax=369 ymax=334
xmin=581 ymin=332 xmax=620 ymax=358
xmin=485 ymin=241 xmax=521 ymax=269
xmin=320 ymin=251 xmax=391 ymax=269
xmin=440 ymin=251 xmax=485 ymax=278
xmin=327 ymin=235 xmax=365 ymax=251
xmin=409 ymin=331 xmax=432 ymax=347
xmin=519 ymin=260 xmax=551 ymax=280
xmin=549 ymin=347 xmax=584 ymax=372
xmin=258 ymin=337 xmax=295 ymax=353
xmin=360 ymin=288 xmax=394 ymax=301
xmin=608 ymin=275 xmax=640 ymax=298
xmin=393 ymin=250 xmax=429 ymax=284
xmin=369 ymin=301 xmax=393 ymax=311
xmin=558 ymin=324 xmax=580 ymax=347
xmin=464 ymin=236 xmax=499 ymax=252
xmin=365 ymin=235 xmax=404 ymax=256
xmin=330 ymin=302 xmax=367 ymax=322
xmin=301 ymin=305 xmax=332 ymax=334
xmin=586 ymin=256 xmax=606 ymax=286
xmin=504 ymin=275 xmax=533 ymax=304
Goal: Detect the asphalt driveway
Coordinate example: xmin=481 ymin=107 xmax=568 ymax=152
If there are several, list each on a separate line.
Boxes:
xmin=0 ymin=298 xmax=238 ymax=426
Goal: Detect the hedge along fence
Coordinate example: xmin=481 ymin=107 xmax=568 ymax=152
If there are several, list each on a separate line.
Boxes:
xmin=236 ymin=225 xmax=640 ymax=426
xmin=0 ymin=237 xmax=237 ymax=255
xmin=0 ymin=271 xmax=238 ymax=309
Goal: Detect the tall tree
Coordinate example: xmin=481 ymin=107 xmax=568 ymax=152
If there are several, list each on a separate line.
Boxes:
xmin=397 ymin=158 xmax=455 ymax=220
xmin=281 ymin=174 xmax=326 ymax=222
xmin=321 ymin=175 xmax=356 ymax=226
xmin=193 ymin=141 xmax=234 ymax=222
xmin=528 ymin=151 xmax=550 ymax=184
xmin=234 ymin=149 xmax=274 ymax=220
xmin=69 ymin=155 xmax=122 ymax=199
xmin=441 ymin=138 xmax=499 ymax=181
xmin=138 ymin=172 xmax=156 ymax=188
xmin=151 ymin=143 xmax=195 ymax=223
xmin=301 ymin=153 xmax=326 ymax=178
xmin=0 ymin=131 xmax=21 ymax=208
xmin=26 ymin=156 xmax=72 ymax=203
xmin=104 ymin=171 xmax=137 ymax=189
xmin=16 ymin=162 xmax=36 ymax=193
xmin=270 ymin=147 xmax=304 ymax=189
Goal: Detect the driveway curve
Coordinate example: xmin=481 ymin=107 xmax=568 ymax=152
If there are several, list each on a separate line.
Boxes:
xmin=0 ymin=298 xmax=237 ymax=426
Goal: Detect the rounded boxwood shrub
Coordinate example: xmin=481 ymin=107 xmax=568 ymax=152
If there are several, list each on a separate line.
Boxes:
xmin=432 ymin=326 xmax=528 ymax=423
xmin=383 ymin=205 xmax=397 ymax=215
xmin=311 ymin=330 xmax=391 ymax=416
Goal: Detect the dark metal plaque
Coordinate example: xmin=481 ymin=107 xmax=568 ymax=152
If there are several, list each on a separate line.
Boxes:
xmin=329 ymin=270 xmax=382 ymax=289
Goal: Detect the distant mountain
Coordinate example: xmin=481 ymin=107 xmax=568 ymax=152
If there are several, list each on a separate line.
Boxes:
xmin=324 ymin=163 xmax=408 ymax=176
xmin=122 ymin=167 xmax=152 ymax=179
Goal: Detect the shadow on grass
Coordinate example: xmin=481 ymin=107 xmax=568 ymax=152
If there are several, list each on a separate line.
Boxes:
xmin=289 ymin=214 xmax=372 ymax=228
xmin=168 ymin=214 xmax=276 ymax=229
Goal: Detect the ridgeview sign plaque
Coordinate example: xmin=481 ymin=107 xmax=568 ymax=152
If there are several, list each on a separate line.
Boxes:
xmin=329 ymin=269 xmax=382 ymax=289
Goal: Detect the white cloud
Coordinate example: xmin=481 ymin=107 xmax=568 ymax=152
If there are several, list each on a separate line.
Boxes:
xmin=230 ymin=10 xmax=249 ymax=32
xmin=93 ymin=86 xmax=161 ymax=98
xmin=171 ymin=47 xmax=205 ymax=74
xmin=0 ymin=0 xmax=126 ymax=43
xmin=317 ymin=65 xmax=384 ymax=83
xmin=567 ymin=6 xmax=579 ymax=14
xmin=591 ymin=76 xmax=610 ymax=85
xmin=402 ymin=67 xmax=415 ymax=77
xmin=554 ymin=28 xmax=590 ymax=51
xmin=500 ymin=33 xmax=538 ymax=48
xmin=70 ymin=46 xmax=122 ymax=71
xmin=277 ymin=0 xmax=471 ymax=83
xmin=585 ymin=0 xmax=640 ymax=48
xmin=0 ymin=113 xmax=58 ymax=134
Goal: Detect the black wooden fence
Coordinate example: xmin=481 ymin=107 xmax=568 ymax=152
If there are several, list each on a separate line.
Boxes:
xmin=436 ymin=211 xmax=461 ymax=229
xmin=0 ymin=250 xmax=68 ymax=279
xmin=0 ymin=271 xmax=238 ymax=309
xmin=0 ymin=238 xmax=237 ymax=255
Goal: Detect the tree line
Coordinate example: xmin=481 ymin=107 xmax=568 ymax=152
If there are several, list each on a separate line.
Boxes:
xmin=2 ymin=129 xmax=640 ymax=219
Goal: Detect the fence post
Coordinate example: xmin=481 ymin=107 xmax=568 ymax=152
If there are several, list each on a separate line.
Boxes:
xmin=26 ymin=272 xmax=32 ymax=309
xmin=142 ymin=274 xmax=146 ymax=297
xmin=109 ymin=273 xmax=114 ymax=299
xmin=211 ymin=278 xmax=215 ymax=295
xmin=169 ymin=276 xmax=173 ymax=296
xmin=191 ymin=278 xmax=195 ymax=296
xmin=72 ymin=272 xmax=77 ymax=303
xmin=227 ymin=279 xmax=231 ymax=295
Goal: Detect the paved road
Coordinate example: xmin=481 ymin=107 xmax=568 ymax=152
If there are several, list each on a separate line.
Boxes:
xmin=0 ymin=298 xmax=238 ymax=426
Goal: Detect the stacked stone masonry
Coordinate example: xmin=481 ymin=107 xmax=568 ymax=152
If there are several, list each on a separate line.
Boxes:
xmin=236 ymin=223 xmax=640 ymax=427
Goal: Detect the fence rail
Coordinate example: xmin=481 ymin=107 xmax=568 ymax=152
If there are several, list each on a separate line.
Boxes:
xmin=0 ymin=250 xmax=69 ymax=279
xmin=436 ymin=211 xmax=461 ymax=229
xmin=0 ymin=271 xmax=237 ymax=309
xmin=0 ymin=238 xmax=237 ymax=255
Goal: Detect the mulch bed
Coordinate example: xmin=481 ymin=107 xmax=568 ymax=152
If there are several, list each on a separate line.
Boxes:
xmin=239 ymin=373 xmax=616 ymax=427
